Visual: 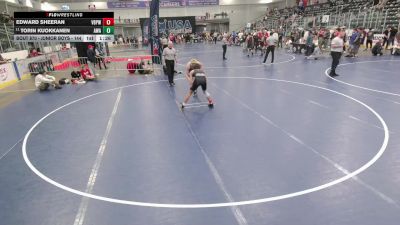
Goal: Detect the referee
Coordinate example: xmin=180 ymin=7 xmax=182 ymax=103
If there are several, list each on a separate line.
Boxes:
xmin=162 ymin=41 xmax=177 ymax=86
xmin=329 ymin=29 xmax=344 ymax=77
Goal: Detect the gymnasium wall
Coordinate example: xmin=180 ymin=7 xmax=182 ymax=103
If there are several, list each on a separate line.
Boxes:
xmin=44 ymin=0 xmax=293 ymax=32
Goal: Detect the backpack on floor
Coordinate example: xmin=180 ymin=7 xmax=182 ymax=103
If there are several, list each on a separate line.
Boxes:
xmin=59 ymin=78 xmax=70 ymax=85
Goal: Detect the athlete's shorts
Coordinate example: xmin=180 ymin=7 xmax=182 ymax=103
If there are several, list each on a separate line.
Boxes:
xmin=190 ymin=76 xmax=206 ymax=92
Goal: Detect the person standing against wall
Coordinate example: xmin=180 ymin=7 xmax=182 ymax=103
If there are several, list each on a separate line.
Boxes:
xmin=222 ymin=33 xmax=228 ymax=60
xmin=162 ymin=41 xmax=177 ymax=86
xmin=329 ymin=29 xmax=344 ymax=77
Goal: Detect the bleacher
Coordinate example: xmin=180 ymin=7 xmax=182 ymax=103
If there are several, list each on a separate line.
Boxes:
xmin=384 ymin=0 xmax=400 ymax=27
xmin=244 ymin=0 xmax=399 ymax=32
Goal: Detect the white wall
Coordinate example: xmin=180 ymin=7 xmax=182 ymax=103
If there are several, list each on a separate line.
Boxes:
xmin=1 ymin=50 xmax=29 ymax=61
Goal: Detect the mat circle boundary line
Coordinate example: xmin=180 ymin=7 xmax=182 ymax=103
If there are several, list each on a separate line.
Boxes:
xmin=324 ymin=59 xmax=400 ymax=97
xmin=22 ymin=77 xmax=389 ymax=208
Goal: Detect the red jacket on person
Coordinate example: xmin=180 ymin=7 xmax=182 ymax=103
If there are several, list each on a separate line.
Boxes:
xmin=80 ymin=68 xmax=92 ymax=79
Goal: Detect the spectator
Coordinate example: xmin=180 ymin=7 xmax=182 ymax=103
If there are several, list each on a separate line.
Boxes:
xmin=80 ymin=65 xmax=96 ymax=81
xmin=278 ymin=29 xmax=284 ymax=48
xmin=86 ymin=45 xmax=97 ymax=76
xmin=305 ymin=31 xmax=314 ymax=56
xmin=36 ymin=48 xmax=43 ymax=55
xmin=285 ymin=37 xmax=293 ymax=52
xmin=70 ymin=69 xmax=81 ymax=80
xmin=213 ymin=32 xmax=218 ymax=44
xmin=169 ymin=33 xmax=175 ymax=43
xmin=388 ymin=26 xmax=398 ymax=49
xmin=127 ymin=59 xmax=139 ymax=74
xmin=372 ymin=39 xmax=383 ymax=56
xmin=222 ymin=33 xmax=228 ymax=60
xmin=70 ymin=69 xmax=86 ymax=84
xmin=383 ymin=27 xmax=390 ymax=49
xmin=318 ymin=27 xmax=326 ymax=50
xmin=34 ymin=71 xmax=62 ymax=91
xmin=375 ymin=0 xmax=388 ymax=9
xmin=323 ymin=27 xmax=331 ymax=49
xmin=391 ymin=31 xmax=400 ymax=55
xmin=360 ymin=28 xmax=366 ymax=49
xmin=246 ymin=34 xmax=255 ymax=57
xmin=298 ymin=0 xmax=304 ymax=13
xmin=95 ymin=45 xmax=107 ymax=70
xmin=118 ymin=36 xmax=123 ymax=45
xmin=365 ymin=28 xmax=374 ymax=50
xmin=29 ymin=48 xmax=39 ymax=58
xmin=137 ymin=58 xmax=154 ymax=74
xmin=346 ymin=28 xmax=361 ymax=57
xmin=161 ymin=35 xmax=168 ymax=50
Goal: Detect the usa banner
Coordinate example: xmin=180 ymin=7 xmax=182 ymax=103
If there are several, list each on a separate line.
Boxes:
xmin=149 ymin=0 xmax=161 ymax=64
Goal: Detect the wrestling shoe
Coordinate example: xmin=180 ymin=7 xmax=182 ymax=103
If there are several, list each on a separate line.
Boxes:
xmin=208 ymin=99 xmax=214 ymax=108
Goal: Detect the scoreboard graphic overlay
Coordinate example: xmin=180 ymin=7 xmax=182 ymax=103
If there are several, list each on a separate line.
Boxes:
xmin=14 ymin=12 xmax=114 ymax=42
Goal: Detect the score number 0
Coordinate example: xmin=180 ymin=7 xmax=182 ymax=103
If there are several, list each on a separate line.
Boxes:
xmin=103 ymin=18 xmax=114 ymax=26
xmin=102 ymin=18 xmax=114 ymax=34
